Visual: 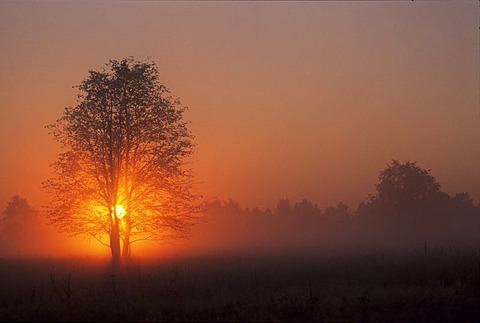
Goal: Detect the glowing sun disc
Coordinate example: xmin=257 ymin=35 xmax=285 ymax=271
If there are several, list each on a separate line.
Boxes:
xmin=115 ymin=205 xmax=125 ymax=219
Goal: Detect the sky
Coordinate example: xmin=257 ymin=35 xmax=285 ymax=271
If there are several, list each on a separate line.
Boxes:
xmin=0 ymin=1 xmax=479 ymax=212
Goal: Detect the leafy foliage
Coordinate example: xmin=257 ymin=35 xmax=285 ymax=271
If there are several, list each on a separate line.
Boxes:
xmin=367 ymin=160 xmax=442 ymax=216
xmin=1 ymin=195 xmax=37 ymax=234
xmin=43 ymin=57 xmax=201 ymax=260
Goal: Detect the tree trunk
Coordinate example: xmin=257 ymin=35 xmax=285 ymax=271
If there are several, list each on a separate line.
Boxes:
xmin=122 ymin=215 xmax=131 ymax=260
xmin=122 ymin=234 xmax=130 ymax=260
xmin=110 ymin=221 xmax=122 ymax=268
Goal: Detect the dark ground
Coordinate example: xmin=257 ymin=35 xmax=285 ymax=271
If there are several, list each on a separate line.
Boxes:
xmin=0 ymin=248 xmax=478 ymax=322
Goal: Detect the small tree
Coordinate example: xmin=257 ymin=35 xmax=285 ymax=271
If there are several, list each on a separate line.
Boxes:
xmin=0 ymin=195 xmax=42 ymax=256
xmin=44 ymin=58 xmax=202 ymax=265
xmin=373 ymin=160 xmax=441 ymax=216
xmin=293 ymin=198 xmax=321 ymax=218
xmin=276 ymin=198 xmax=292 ymax=217
xmin=1 ymin=195 xmax=37 ymax=234
xmin=324 ymin=202 xmax=351 ymax=230
xmin=356 ymin=160 xmax=479 ymax=248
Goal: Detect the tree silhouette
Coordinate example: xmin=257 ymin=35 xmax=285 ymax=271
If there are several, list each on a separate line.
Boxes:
xmin=276 ymin=198 xmax=292 ymax=217
xmin=371 ymin=160 xmax=441 ymax=216
xmin=1 ymin=195 xmax=37 ymax=234
xmin=44 ymin=58 xmax=202 ymax=265
xmin=355 ymin=160 xmax=479 ymax=248
xmin=0 ymin=195 xmax=42 ymax=256
xmin=293 ymin=198 xmax=321 ymax=218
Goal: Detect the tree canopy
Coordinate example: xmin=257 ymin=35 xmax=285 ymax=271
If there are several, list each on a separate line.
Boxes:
xmin=1 ymin=195 xmax=37 ymax=233
xmin=44 ymin=57 xmax=202 ymax=264
xmin=370 ymin=160 xmax=441 ymax=215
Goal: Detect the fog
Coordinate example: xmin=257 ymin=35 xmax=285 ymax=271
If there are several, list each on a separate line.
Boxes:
xmin=0 ymin=220 xmax=110 ymax=260
xmin=2 ymin=163 xmax=479 ymax=262
xmin=2 ymin=194 xmax=476 ymax=261
xmin=0 ymin=196 xmax=109 ymax=259
xmin=152 ymin=198 xmax=478 ymax=259
xmin=1 ymin=192 xmax=478 ymax=321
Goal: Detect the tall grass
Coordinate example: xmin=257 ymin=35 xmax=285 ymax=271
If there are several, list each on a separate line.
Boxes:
xmin=0 ymin=249 xmax=478 ymax=321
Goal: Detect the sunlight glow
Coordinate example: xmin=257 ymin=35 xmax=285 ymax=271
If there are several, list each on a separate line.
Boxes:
xmin=115 ymin=205 xmax=125 ymax=219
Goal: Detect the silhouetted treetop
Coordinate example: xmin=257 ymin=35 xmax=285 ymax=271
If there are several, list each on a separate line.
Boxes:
xmin=373 ymin=160 xmax=441 ymax=210
xmin=1 ymin=195 xmax=37 ymax=236
xmin=2 ymin=195 xmax=36 ymax=222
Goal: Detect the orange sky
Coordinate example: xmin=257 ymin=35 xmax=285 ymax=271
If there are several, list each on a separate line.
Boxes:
xmin=0 ymin=1 xmax=478 ymax=211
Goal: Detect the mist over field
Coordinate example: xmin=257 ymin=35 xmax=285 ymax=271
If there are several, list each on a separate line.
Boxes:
xmin=1 ymin=184 xmax=478 ymax=260
xmin=0 ymin=199 xmax=478 ymax=321
xmin=0 ymin=165 xmax=479 ymax=321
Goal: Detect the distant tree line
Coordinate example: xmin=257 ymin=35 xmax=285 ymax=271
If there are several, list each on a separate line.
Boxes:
xmin=1 ymin=160 xmax=479 ymax=255
xmin=194 ymin=160 xmax=479 ymax=253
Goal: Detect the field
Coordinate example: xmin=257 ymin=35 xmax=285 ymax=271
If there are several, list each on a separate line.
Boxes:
xmin=0 ymin=248 xmax=478 ymax=322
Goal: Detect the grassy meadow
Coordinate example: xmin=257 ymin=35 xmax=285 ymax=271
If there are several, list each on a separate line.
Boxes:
xmin=0 ymin=248 xmax=478 ymax=321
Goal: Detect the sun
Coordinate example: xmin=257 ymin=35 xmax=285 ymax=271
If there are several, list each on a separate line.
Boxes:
xmin=115 ymin=205 xmax=126 ymax=219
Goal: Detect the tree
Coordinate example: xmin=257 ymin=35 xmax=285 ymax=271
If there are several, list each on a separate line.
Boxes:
xmin=1 ymin=195 xmax=37 ymax=234
xmin=372 ymin=160 xmax=441 ymax=216
xmin=324 ymin=202 xmax=350 ymax=220
xmin=293 ymin=198 xmax=321 ymax=218
xmin=324 ymin=202 xmax=351 ymax=230
xmin=44 ymin=58 xmax=202 ymax=265
xmin=450 ymin=192 xmax=476 ymax=214
xmin=0 ymin=195 xmax=41 ymax=256
xmin=276 ymin=198 xmax=292 ymax=217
